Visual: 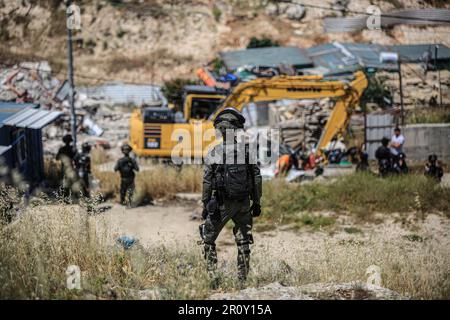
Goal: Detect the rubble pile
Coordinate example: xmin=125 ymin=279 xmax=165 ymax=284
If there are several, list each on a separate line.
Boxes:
xmin=0 ymin=62 xmax=165 ymax=154
xmin=269 ymin=99 xmax=334 ymax=150
xmin=0 ymin=62 xmax=62 ymax=108
xmin=378 ymin=67 xmax=450 ymax=108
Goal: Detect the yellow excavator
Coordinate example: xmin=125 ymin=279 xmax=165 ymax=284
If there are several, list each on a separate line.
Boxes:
xmin=129 ymin=71 xmax=368 ymax=159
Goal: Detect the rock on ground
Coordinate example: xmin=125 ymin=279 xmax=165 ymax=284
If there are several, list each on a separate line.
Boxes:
xmin=209 ymin=282 xmax=407 ymax=300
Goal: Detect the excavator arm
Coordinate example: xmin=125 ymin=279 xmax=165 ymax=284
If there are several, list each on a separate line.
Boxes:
xmin=212 ymin=71 xmax=368 ymax=154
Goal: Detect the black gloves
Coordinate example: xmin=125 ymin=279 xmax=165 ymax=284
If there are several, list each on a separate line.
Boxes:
xmin=251 ymin=203 xmax=261 ymax=217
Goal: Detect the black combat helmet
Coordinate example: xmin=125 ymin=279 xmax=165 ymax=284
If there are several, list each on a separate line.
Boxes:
xmin=82 ymin=142 xmax=92 ymax=153
xmin=63 ymin=134 xmax=73 ymax=144
xmin=429 ymin=154 xmax=438 ymax=163
xmin=121 ymin=143 xmax=132 ymax=154
xmin=213 ymin=107 xmax=245 ymax=130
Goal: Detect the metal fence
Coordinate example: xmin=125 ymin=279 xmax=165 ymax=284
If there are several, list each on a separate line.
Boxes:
xmin=365 ymin=113 xmax=395 ymax=160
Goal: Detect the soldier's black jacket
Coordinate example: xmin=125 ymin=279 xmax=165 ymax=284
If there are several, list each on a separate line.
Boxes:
xmin=202 ymin=142 xmax=262 ymax=206
xmin=114 ymin=156 xmax=139 ymax=180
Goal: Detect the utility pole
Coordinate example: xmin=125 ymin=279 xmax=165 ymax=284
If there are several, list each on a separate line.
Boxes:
xmin=397 ymin=60 xmax=404 ymax=126
xmin=66 ymin=0 xmax=77 ymax=150
xmin=434 ymin=44 xmax=442 ymax=108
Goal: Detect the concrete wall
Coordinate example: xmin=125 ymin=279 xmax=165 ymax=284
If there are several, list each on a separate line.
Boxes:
xmin=403 ymin=124 xmax=450 ymax=162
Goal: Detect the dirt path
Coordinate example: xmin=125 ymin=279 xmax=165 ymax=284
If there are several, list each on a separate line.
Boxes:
xmin=98 ymin=197 xmax=450 ymax=268
xmin=99 ymin=202 xmax=306 ymax=263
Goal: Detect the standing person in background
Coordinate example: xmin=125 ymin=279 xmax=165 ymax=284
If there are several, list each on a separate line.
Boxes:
xmin=390 ymin=127 xmax=405 ymax=157
xmin=375 ymin=137 xmax=393 ymax=177
xmin=76 ymin=142 xmax=92 ymax=197
xmin=114 ymin=144 xmax=139 ymax=206
xmin=56 ymin=134 xmax=78 ymax=200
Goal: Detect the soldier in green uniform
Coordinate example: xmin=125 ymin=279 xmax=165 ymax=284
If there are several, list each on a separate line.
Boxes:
xmin=56 ymin=134 xmax=78 ymax=199
xmin=75 ymin=142 xmax=92 ymax=197
xmin=200 ymin=108 xmax=262 ymax=284
xmin=114 ymin=144 xmax=139 ymax=206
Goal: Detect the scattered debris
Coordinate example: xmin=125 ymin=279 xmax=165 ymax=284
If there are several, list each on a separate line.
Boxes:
xmin=116 ymin=236 xmax=137 ymax=250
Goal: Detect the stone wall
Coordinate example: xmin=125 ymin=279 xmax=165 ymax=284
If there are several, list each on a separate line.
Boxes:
xmin=403 ymin=123 xmax=450 ymax=162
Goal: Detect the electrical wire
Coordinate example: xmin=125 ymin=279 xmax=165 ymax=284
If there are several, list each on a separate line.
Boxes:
xmin=278 ymin=0 xmax=450 ymax=24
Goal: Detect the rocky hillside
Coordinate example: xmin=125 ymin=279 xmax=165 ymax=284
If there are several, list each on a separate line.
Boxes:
xmin=1 ymin=0 xmax=449 ymax=85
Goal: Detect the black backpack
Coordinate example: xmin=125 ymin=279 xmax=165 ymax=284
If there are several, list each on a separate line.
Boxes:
xmin=213 ymin=147 xmax=254 ymax=201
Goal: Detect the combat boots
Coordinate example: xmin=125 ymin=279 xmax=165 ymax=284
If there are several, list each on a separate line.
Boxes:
xmin=203 ymin=243 xmax=218 ymax=271
xmin=237 ymin=244 xmax=251 ymax=283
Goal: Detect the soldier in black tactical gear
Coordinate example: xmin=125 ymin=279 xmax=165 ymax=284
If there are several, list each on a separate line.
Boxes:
xmin=425 ymin=154 xmax=444 ymax=182
xmin=114 ymin=144 xmax=139 ymax=206
xmin=200 ymin=107 xmax=262 ymax=284
xmin=56 ymin=134 xmax=78 ymax=199
xmin=75 ymin=142 xmax=92 ymax=197
xmin=375 ymin=137 xmax=393 ymax=177
xmin=393 ymin=152 xmax=408 ymax=175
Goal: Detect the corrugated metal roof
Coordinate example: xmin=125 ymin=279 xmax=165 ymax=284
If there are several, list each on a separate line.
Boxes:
xmin=78 ymin=83 xmax=167 ymax=106
xmin=220 ymin=46 xmax=313 ymax=70
xmin=324 ymin=9 xmax=450 ymax=33
xmin=0 ymin=102 xmax=39 ymax=128
xmin=2 ymin=107 xmax=61 ymax=129
xmin=390 ymin=44 xmax=450 ymax=62
xmin=307 ymin=42 xmax=450 ymax=75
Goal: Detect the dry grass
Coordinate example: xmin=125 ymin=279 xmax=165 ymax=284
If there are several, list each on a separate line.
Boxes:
xmin=251 ymin=228 xmax=450 ymax=299
xmin=0 ymin=200 xmax=449 ymax=299
xmin=93 ymin=164 xmax=202 ymax=203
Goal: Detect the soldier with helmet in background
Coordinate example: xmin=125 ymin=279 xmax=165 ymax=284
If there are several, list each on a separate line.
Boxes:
xmin=114 ymin=144 xmax=139 ymax=206
xmin=425 ymin=154 xmax=444 ymax=182
xmin=75 ymin=142 xmax=92 ymax=197
xmin=200 ymin=107 xmax=262 ymax=285
xmin=56 ymin=134 xmax=78 ymax=199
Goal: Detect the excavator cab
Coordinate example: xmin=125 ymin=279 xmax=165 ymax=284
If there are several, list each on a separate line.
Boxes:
xmin=130 ymin=85 xmax=226 ymax=157
xmin=182 ymin=85 xmax=226 ymax=122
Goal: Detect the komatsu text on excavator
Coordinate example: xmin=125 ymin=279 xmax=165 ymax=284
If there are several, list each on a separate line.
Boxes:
xmin=129 ymin=71 xmax=368 ymax=159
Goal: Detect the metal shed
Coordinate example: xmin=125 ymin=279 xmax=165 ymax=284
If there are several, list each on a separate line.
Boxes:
xmin=0 ymin=102 xmax=61 ymax=186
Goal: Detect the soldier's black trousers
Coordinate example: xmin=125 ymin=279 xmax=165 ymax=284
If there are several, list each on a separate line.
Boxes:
xmin=120 ymin=178 xmax=135 ymax=205
xmin=203 ymin=198 xmax=253 ymax=280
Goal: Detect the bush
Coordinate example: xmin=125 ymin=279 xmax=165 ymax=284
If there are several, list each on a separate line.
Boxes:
xmin=161 ymin=78 xmax=198 ymax=109
xmin=0 ymin=184 xmax=20 ymax=224
xmin=407 ymin=107 xmax=450 ymax=124
xmin=212 ymin=5 xmax=222 ymax=22
xmin=247 ymin=37 xmax=279 ymax=49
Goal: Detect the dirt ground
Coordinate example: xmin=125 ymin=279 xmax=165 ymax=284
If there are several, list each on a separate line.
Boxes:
xmin=98 ymin=195 xmax=450 ymax=266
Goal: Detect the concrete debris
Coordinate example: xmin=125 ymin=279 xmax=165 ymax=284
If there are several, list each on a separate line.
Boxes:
xmin=0 ymin=61 xmax=61 ymax=108
xmin=269 ymin=99 xmax=334 ymax=150
xmin=0 ymin=61 xmax=163 ymax=155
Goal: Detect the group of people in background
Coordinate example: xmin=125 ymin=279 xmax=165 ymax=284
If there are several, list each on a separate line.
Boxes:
xmin=375 ymin=127 xmax=444 ymax=181
xmin=56 ymin=135 xmax=139 ymax=206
